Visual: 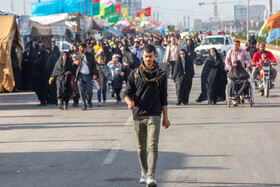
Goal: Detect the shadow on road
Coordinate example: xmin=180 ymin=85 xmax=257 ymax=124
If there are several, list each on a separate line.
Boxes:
xmin=0 ymin=150 xmax=234 ymax=186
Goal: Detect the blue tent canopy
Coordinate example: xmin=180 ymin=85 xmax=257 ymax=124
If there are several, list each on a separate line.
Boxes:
xmin=31 ymin=0 xmax=94 ymax=17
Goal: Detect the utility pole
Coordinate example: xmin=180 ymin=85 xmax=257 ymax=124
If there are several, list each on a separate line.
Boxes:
xmin=269 ymin=0 xmax=273 ymax=15
xmin=188 ymin=15 xmax=190 ymax=30
xmin=156 ymin=11 xmax=159 ymax=23
xmin=24 ymin=0 xmax=26 ymax=15
xmin=247 ymin=0 xmax=249 ymax=42
xmin=183 ymin=15 xmax=186 ymax=30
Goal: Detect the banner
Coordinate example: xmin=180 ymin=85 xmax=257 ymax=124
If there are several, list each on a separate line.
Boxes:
xmin=19 ymin=16 xmax=32 ymax=36
xmin=108 ymin=15 xmax=120 ymax=23
xmin=115 ymin=4 xmax=121 ymax=13
xmin=92 ymin=0 xmax=100 ymax=16
xmin=122 ymin=9 xmax=127 ymax=16
xmin=136 ymin=7 xmax=151 ymax=17
xmin=104 ymin=3 xmax=115 ymax=17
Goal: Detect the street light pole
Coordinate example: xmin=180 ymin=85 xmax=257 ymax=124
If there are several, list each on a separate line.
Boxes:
xmin=247 ymin=0 xmax=249 ymax=42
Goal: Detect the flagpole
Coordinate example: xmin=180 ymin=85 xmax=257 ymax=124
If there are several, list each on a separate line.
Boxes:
xmin=247 ymin=0 xmax=249 ymax=42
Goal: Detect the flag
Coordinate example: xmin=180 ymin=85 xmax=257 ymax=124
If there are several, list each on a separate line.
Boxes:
xmin=266 ymin=12 xmax=280 ymax=31
xmin=115 ymin=4 xmax=121 ymax=13
xmin=149 ymin=20 xmax=156 ymax=24
xmin=100 ymin=1 xmax=105 ymax=16
xmin=144 ymin=24 xmax=150 ymax=31
xmin=137 ymin=7 xmax=151 ymax=17
xmin=266 ymin=28 xmax=280 ymax=43
xmin=121 ymin=8 xmax=127 ymax=16
xmin=108 ymin=15 xmax=120 ymax=23
xmin=251 ymin=19 xmax=255 ymax=24
xmin=92 ymin=0 xmax=100 ymax=16
xmin=240 ymin=20 xmax=244 ymax=25
xmin=156 ymin=22 xmax=161 ymax=27
xmin=104 ymin=3 xmax=115 ymax=17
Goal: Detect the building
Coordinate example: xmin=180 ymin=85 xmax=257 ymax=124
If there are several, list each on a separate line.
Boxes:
xmin=234 ymin=5 xmax=266 ymax=24
xmin=116 ymin=0 xmax=142 ymax=19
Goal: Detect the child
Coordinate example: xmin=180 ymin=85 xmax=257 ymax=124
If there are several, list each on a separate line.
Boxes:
xmin=111 ymin=68 xmax=123 ymax=104
xmin=96 ymin=56 xmax=112 ymax=106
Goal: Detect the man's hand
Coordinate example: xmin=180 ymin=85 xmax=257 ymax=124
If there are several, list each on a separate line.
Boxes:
xmin=127 ymin=100 xmax=135 ymax=110
xmin=123 ymin=62 xmax=128 ymax=66
xmin=124 ymin=96 xmax=135 ymax=110
xmin=93 ymin=75 xmax=97 ymax=80
xmin=162 ymin=117 xmax=171 ymax=129
xmin=245 ymin=67 xmax=250 ymax=71
xmin=171 ymin=79 xmax=175 ymax=83
xmin=64 ymin=71 xmax=71 ymax=75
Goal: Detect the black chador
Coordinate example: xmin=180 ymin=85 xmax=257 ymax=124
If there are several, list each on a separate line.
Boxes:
xmin=196 ymin=48 xmax=227 ymax=104
xmin=50 ymin=52 xmax=72 ymax=109
xmin=45 ymin=48 xmax=58 ymax=105
xmin=32 ymin=46 xmax=49 ymax=106
xmin=172 ymin=49 xmax=194 ymax=105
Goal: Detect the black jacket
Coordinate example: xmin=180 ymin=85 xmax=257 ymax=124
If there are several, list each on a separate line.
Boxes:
xmin=124 ymin=67 xmax=168 ymax=120
xmin=74 ymin=52 xmax=98 ymax=80
xmin=112 ymin=75 xmax=123 ymax=89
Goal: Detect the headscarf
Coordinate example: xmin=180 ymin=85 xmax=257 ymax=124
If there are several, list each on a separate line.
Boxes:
xmin=228 ymin=60 xmax=249 ymax=81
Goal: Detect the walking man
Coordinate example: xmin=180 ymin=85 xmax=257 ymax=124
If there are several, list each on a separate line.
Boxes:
xmin=163 ymin=36 xmax=181 ymax=77
xmin=124 ymin=44 xmax=171 ymax=186
xmin=73 ymin=43 xmax=98 ymax=110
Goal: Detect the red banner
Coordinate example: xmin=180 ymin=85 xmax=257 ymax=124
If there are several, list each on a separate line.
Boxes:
xmin=136 ymin=7 xmax=151 ymax=17
xmin=115 ymin=4 xmax=121 ymax=13
xmin=92 ymin=0 xmax=100 ymax=3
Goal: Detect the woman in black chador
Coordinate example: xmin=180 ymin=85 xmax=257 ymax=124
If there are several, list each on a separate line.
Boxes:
xmin=196 ymin=48 xmax=227 ymax=104
xmin=172 ymin=49 xmax=194 ymax=105
xmin=49 ymin=52 xmax=72 ymax=110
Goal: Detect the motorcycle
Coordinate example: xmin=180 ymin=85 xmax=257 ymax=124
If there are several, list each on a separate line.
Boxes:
xmin=255 ymin=62 xmax=276 ymax=97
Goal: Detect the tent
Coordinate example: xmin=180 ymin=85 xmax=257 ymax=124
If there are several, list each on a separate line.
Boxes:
xmin=0 ymin=15 xmax=23 ymax=92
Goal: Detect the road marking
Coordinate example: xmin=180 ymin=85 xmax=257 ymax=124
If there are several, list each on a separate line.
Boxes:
xmin=103 ymin=148 xmax=120 ymax=165
xmin=103 ymin=116 xmax=132 ymax=164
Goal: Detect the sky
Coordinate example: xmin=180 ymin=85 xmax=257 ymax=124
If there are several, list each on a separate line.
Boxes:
xmin=0 ymin=0 xmax=279 ymax=27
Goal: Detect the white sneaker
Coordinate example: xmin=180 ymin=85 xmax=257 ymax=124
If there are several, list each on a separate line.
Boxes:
xmin=139 ymin=171 xmax=147 ymax=184
xmin=146 ymin=176 xmax=157 ymax=187
xmin=97 ymin=102 xmax=101 ymax=107
xmin=103 ymin=101 xmax=106 ymax=106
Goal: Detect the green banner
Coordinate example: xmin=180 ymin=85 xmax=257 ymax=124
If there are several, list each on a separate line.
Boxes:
xmin=104 ymin=4 xmax=115 ymax=18
xmin=108 ymin=15 xmax=120 ymax=23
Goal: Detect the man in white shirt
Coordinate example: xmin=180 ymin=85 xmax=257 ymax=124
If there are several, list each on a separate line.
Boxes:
xmin=163 ymin=37 xmax=182 ymax=77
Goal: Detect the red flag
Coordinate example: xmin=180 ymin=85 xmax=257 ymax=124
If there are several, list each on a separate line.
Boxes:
xmin=156 ymin=22 xmax=161 ymax=27
xmin=136 ymin=7 xmax=151 ymax=17
xmin=149 ymin=20 xmax=156 ymax=24
xmin=240 ymin=20 xmax=244 ymax=25
xmin=115 ymin=4 xmax=121 ymax=13
xmin=92 ymin=0 xmax=100 ymax=3
xmin=144 ymin=24 xmax=150 ymax=31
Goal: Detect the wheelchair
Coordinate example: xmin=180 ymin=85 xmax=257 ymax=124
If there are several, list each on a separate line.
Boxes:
xmin=226 ymin=78 xmax=254 ymax=107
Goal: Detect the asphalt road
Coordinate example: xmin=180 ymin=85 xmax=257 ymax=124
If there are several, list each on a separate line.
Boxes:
xmin=1 ymin=57 xmax=280 ymax=187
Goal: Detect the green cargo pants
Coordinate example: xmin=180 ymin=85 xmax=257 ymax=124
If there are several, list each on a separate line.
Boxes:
xmin=133 ymin=116 xmax=161 ymax=177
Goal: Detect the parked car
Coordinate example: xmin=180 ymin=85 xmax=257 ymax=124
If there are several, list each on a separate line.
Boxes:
xmin=195 ymin=35 xmax=233 ymax=65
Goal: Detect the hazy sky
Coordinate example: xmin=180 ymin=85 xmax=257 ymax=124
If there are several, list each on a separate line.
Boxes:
xmin=1 ymin=0 xmax=279 ymax=27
